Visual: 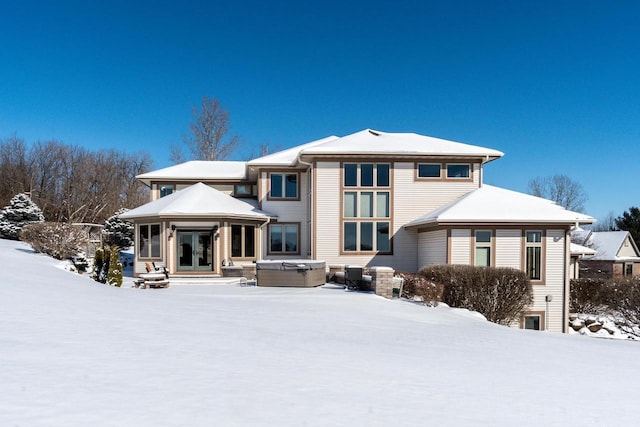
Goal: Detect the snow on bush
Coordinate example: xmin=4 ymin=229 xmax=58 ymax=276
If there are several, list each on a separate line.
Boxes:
xmin=20 ymin=222 xmax=87 ymax=260
xmin=0 ymin=192 xmax=44 ymax=240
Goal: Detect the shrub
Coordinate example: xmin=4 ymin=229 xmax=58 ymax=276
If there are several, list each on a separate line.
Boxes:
xmin=93 ymin=247 xmax=106 ymax=282
xmin=570 ymin=278 xmax=611 ymax=313
xmin=107 ymin=245 xmax=123 ymax=287
xmin=397 ymin=272 xmax=444 ymax=306
xmin=21 ymin=222 xmax=88 ymax=260
xmin=418 ymin=265 xmax=533 ymax=326
xmin=0 ymin=193 xmax=44 ymax=240
xmin=605 ymin=276 xmax=640 ymax=337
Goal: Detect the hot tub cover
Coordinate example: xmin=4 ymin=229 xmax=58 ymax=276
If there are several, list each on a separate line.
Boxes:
xmin=256 ymin=260 xmax=326 ymax=271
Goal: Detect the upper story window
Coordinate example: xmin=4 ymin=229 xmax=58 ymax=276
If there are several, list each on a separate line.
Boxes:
xmin=446 ymin=164 xmax=471 ymax=179
xmin=344 ymin=163 xmax=390 ymax=187
xmin=234 ymin=184 xmax=253 ymax=197
xmin=525 ymin=231 xmax=543 ymax=281
xmin=159 ymin=184 xmax=175 ymax=198
xmin=269 ymin=173 xmax=298 ymax=199
xmin=417 ymin=163 xmax=441 ymax=178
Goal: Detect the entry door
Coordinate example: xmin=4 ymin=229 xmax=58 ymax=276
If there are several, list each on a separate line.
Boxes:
xmin=177 ymin=230 xmax=214 ymax=271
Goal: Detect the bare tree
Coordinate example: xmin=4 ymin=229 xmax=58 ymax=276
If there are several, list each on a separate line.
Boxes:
xmin=171 ymin=96 xmax=239 ymax=163
xmin=243 ymin=141 xmax=282 ymax=161
xmin=590 ymin=211 xmax=619 ymax=232
xmin=527 ymin=174 xmax=588 ymax=212
xmin=0 ymin=136 xmax=151 ymax=225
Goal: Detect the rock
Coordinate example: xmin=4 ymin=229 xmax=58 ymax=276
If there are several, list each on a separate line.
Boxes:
xmin=587 ymin=322 xmax=602 ymax=333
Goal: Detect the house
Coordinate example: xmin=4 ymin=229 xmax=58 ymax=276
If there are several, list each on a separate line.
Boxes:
xmin=120 ymin=129 xmax=594 ymax=332
xmin=570 ymin=229 xmax=640 ymax=278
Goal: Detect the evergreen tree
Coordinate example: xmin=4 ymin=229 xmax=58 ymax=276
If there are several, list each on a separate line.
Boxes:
xmin=616 ymin=206 xmax=640 ymax=249
xmin=0 ymin=193 xmax=45 ymax=240
xmin=107 ymin=245 xmax=123 ymax=287
xmin=103 ymin=208 xmax=134 ymax=250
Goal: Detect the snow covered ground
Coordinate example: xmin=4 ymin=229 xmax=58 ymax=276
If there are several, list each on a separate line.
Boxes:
xmin=2 ymin=239 xmax=640 ymax=427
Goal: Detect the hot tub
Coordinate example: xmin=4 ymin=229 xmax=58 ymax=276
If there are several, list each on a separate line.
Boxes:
xmin=256 ymin=260 xmax=326 ymax=287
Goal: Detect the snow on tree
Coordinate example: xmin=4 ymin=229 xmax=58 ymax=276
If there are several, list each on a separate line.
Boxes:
xmin=0 ymin=193 xmax=45 ymax=240
xmin=103 ymin=208 xmax=134 ymax=249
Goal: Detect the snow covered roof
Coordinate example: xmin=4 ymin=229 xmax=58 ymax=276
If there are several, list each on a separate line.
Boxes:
xmin=247 ymin=129 xmax=503 ymax=168
xmin=120 ymin=182 xmax=274 ymax=221
xmin=570 ymin=243 xmax=597 ymax=256
xmin=579 ymin=231 xmax=640 ymax=261
xmin=300 ymin=129 xmax=504 ymax=160
xmin=405 ymin=185 xmax=595 ymax=227
xmin=248 ymin=136 xmax=340 ymax=166
xmin=136 ymin=161 xmax=248 ymax=185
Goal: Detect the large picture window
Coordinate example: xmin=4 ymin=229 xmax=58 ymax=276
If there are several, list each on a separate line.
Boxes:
xmin=231 ymin=224 xmax=256 ymax=258
xmin=342 ymin=163 xmax=391 ymax=253
xmin=139 ymin=224 xmax=161 ymax=258
xmin=525 ymin=231 xmax=543 ymax=281
xmin=269 ymin=173 xmax=298 ymax=199
xmin=269 ymin=223 xmax=299 ymax=254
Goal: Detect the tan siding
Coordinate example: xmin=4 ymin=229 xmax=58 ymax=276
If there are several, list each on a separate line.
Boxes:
xmin=619 ymin=236 xmax=639 ymax=257
xmin=394 ymin=162 xmax=479 ymax=225
xmin=314 ymin=162 xmax=341 ymax=263
xmin=450 ymin=229 xmax=471 ymax=264
xmin=495 ymin=229 xmax=521 ymax=269
xmin=261 ymin=172 xmax=310 ymax=257
xmin=523 ymin=229 xmax=566 ymax=333
xmin=417 ymin=229 xmax=447 ymax=269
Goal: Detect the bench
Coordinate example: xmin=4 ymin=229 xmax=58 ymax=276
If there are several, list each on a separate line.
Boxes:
xmin=135 ymin=272 xmax=170 ymax=289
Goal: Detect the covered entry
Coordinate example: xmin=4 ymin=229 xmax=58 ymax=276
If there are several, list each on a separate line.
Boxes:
xmin=178 ymin=230 xmax=214 ymax=272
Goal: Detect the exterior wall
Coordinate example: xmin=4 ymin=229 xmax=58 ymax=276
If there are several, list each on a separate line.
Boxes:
xmin=313 ymin=161 xmax=480 ymax=272
xmin=578 ymin=260 xmax=614 ymax=278
xmin=495 ymin=229 xmax=521 ymax=268
xmin=417 ymin=226 xmax=569 ymax=333
xmin=150 ymin=182 xmax=252 ymax=201
xmin=417 ymin=229 xmax=447 ymax=267
xmin=259 ymin=169 xmax=310 ymax=259
xmin=618 ymin=236 xmax=638 ymax=257
xmin=450 ymin=229 xmax=471 ymax=264
xmin=525 ymin=229 xmax=567 ymax=333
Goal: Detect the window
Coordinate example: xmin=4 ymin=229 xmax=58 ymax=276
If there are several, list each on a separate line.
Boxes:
xmin=446 ymin=164 xmax=470 ymax=178
xmin=159 ymin=184 xmax=174 ymax=198
xmin=417 ymin=163 xmax=441 ymax=178
xmin=625 ymin=263 xmax=634 ymax=276
xmin=234 ymin=184 xmax=253 ymax=197
xmin=139 ymin=224 xmax=161 ymax=258
xmin=231 ymin=224 xmax=256 ymax=258
xmin=525 ymin=231 xmax=543 ymax=281
xmin=343 ymin=163 xmax=390 ymax=187
xmin=475 ymin=231 xmax=492 ymax=267
xmin=341 ymin=162 xmax=391 ymax=253
xmin=269 ymin=173 xmax=298 ymax=199
xmin=524 ymin=315 xmax=541 ymax=330
xmin=269 ymin=224 xmax=299 ymax=254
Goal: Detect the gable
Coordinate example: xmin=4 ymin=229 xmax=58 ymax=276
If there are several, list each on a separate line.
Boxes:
xmin=618 ymin=235 xmax=640 ymax=258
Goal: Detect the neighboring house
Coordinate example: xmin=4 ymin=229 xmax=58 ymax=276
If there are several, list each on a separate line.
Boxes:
xmin=570 ymin=229 xmax=640 ymax=278
xmin=569 ymin=243 xmax=597 ymax=279
xmin=121 ymin=129 xmax=594 ymax=332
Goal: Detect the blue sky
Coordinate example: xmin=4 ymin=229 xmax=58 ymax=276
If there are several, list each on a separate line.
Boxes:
xmin=1 ymin=1 xmax=639 ymax=221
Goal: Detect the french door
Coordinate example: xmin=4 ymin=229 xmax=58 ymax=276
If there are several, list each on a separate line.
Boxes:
xmin=177 ymin=230 xmax=214 ymax=272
